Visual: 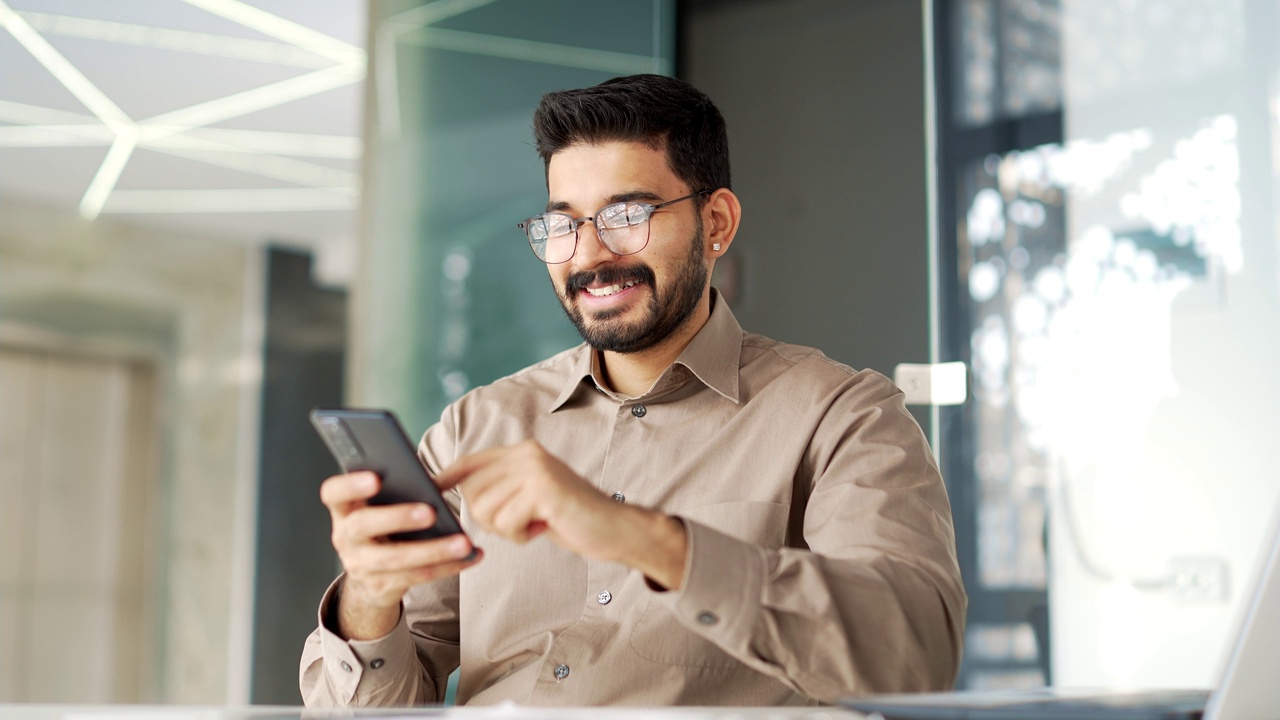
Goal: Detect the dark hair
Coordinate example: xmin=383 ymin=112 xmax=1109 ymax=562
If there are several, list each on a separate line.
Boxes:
xmin=532 ymin=74 xmax=731 ymax=195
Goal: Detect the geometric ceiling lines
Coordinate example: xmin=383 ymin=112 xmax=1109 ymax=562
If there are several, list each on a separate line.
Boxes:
xmin=0 ymin=0 xmax=365 ymax=219
xmin=0 ymin=0 xmax=669 ymax=246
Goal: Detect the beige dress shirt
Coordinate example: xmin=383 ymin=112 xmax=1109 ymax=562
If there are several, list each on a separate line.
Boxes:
xmin=300 ymin=293 xmax=967 ymax=707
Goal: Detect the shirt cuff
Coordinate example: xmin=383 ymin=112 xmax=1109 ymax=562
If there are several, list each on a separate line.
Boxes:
xmin=654 ymin=518 xmax=767 ymax=650
xmin=315 ymin=575 xmax=419 ymax=705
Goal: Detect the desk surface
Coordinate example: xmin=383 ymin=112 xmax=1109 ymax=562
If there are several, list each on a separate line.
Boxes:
xmin=0 ymin=705 xmax=865 ymax=720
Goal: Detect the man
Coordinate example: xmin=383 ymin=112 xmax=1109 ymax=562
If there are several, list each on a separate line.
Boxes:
xmin=300 ymin=74 xmax=966 ymax=707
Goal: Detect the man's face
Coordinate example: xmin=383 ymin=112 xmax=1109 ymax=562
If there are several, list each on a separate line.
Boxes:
xmin=545 ymin=141 xmax=709 ymax=354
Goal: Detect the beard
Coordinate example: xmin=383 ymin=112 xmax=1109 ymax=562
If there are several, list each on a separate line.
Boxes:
xmin=555 ymin=219 xmax=708 ymax=354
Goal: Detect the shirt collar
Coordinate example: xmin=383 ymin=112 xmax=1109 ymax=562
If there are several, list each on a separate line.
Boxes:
xmin=548 ymin=343 xmax=596 ymax=412
xmin=548 ymin=288 xmax=744 ymax=412
xmin=673 ymin=288 xmax=742 ymax=404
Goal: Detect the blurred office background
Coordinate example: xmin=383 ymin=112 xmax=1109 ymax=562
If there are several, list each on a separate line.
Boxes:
xmin=0 ymin=0 xmax=1277 ymax=706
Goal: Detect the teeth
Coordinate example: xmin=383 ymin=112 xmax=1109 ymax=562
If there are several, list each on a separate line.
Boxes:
xmin=585 ymin=279 xmax=639 ymax=297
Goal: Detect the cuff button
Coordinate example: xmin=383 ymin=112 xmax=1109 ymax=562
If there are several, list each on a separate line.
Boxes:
xmin=339 ymin=661 xmax=353 ymax=673
xmin=697 ymin=611 xmax=718 ymax=626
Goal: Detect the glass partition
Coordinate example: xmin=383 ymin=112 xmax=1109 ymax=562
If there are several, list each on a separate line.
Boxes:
xmin=941 ymin=0 xmax=1280 ymax=690
xmin=354 ymin=0 xmax=676 ymax=436
xmin=1049 ymin=0 xmax=1280 ymax=688
xmin=939 ymin=0 xmax=1065 ymax=689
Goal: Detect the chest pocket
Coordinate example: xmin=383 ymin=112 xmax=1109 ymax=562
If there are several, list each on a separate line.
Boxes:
xmin=628 ymin=500 xmax=789 ymax=669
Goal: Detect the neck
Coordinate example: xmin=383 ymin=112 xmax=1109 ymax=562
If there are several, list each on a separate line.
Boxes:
xmin=598 ymin=294 xmax=712 ymax=397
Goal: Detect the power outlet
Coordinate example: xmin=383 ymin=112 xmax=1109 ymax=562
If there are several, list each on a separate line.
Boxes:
xmin=893 ymin=362 xmax=967 ymax=405
xmin=1168 ymin=556 xmax=1229 ymax=602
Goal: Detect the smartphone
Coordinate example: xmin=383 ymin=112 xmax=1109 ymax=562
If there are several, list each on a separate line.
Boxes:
xmin=310 ymin=407 xmax=468 ymax=544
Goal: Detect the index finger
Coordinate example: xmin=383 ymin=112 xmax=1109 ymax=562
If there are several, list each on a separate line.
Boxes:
xmin=434 ymin=446 xmax=507 ymax=490
xmin=320 ymin=471 xmax=380 ymax=516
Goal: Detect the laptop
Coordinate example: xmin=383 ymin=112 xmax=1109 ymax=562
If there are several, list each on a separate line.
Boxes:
xmin=842 ymin=503 xmax=1280 ymax=720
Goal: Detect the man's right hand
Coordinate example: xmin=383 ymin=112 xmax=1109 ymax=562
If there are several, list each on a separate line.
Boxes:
xmin=320 ymin=471 xmax=482 ymax=641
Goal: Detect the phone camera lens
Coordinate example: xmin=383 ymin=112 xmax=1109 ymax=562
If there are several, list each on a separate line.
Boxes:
xmin=319 ymin=418 xmax=362 ymax=461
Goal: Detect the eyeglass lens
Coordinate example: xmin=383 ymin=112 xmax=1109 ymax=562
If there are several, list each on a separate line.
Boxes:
xmin=520 ymin=191 xmax=708 ymax=264
xmin=527 ymin=202 xmax=652 ymax=264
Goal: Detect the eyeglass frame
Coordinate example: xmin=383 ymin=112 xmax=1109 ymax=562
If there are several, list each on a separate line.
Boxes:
xmin=517 ymin=189 xmax=712 ymax=264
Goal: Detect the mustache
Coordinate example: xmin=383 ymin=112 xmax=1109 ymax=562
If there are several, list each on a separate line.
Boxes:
xmin=564 ymin=264 xmax=655 ymax=297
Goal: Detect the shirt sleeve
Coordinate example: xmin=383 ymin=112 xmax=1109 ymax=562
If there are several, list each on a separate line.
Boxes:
xmin=298 ymin=408 xmax=466 ymax=708
xmin=655 ymin=370 xmax=968 ymax=702
xmin=298 ymin=574 xmax=458 ymax=706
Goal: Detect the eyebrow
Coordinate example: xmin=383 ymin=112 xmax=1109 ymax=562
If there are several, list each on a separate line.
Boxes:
xmin=545 ymin=189 xmax=666 ymax=214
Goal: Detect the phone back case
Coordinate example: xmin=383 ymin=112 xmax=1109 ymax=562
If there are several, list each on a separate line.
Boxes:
xmin=310 ymin=408 xmax=464 ymax=541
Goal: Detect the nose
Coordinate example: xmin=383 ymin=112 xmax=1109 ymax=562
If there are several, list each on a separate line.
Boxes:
xmin=572 ymin=220 xmax=619 ymax=269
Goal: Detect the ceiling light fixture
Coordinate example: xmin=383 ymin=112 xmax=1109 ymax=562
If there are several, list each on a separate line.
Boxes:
xmin=146 ymin=134 xmax=359 ymax=189
xmin=179 ymin=0 xmax=364 ymax=65
xmin=19 ymin=11 xmax=333 ymax=68
xmin=104 ymin=187 xmax=358 ymax=214
xmin=0 ymin=124 xmax=114 ymax=147
xmin=0 ymin=0 xmax=367 ymax=219
xmin=0 ymin=99 xmax=95 ymax=125
xmin=0 ymin=2 xmax=131 ymax=132
xmin=401 ymin=26 xmax=667 ymax=75
xmin=81 ymin=130 xmax=140 ymax=217
xmin=140 ymin=62 xmax=363 ymax=139
xmin=183 ymin=127 xmax=360 ymax=159
xmin=0 ymin=0 xmax=139 ymax=217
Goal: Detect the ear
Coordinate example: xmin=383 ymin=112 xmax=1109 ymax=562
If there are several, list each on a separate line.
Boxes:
xmin=703 ymin=188 xmax=742 ymax=258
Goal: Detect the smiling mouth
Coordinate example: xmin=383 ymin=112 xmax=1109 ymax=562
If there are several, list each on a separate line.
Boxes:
xmin=565 ymin=264 xmax=655 ymax=303
xmin=584 ymin=279 xmax=642 ymax=297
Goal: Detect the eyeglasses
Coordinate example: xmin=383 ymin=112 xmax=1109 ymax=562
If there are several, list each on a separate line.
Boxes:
xmin=517 ymin=190 xmax=710 ymax=264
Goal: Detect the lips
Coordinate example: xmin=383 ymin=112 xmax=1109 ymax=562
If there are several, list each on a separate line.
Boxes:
xmin=565 ymin=265 xmax=655 ymax=300
xmin=585 ymin=279 xmax=641 ymax=297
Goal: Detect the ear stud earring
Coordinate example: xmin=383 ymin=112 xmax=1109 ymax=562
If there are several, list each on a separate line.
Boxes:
xmin=712 ymin=243 xmax=721 ymax=251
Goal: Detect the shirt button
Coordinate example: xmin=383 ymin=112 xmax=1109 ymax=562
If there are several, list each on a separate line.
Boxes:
xmin=631 ymin=403 xmax=646 ymax=418
xmin=612 ymin=491 xmax=625 ymax=503
xmin=370 ymin=658 xmax=385 ymax=669
xmin=554 ymin=664 xmax=570 ymax=680
xmin=697 ymin=611 xmax=719 ymax=626
xmin=598 ymin=590 xmax=612 ymax=605
xmin=339 ymin=661 xmax=353 ymax=673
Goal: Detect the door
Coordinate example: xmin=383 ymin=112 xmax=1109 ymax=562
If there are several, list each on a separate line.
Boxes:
xmin=0 ymin=345 xmax=161 ymax=702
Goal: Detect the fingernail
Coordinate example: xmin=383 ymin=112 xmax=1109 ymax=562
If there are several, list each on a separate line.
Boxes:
xmin=411 ymin=505 xmax=431 ymax=522
xmin=451 ymin=537 xmax=471 ymax=555
xmin=359 ymin=473 xmax=377 ymax=489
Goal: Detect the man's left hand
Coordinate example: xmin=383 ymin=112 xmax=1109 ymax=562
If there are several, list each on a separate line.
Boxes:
xmin=435 ymin=440 xmax=688 ymax=590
